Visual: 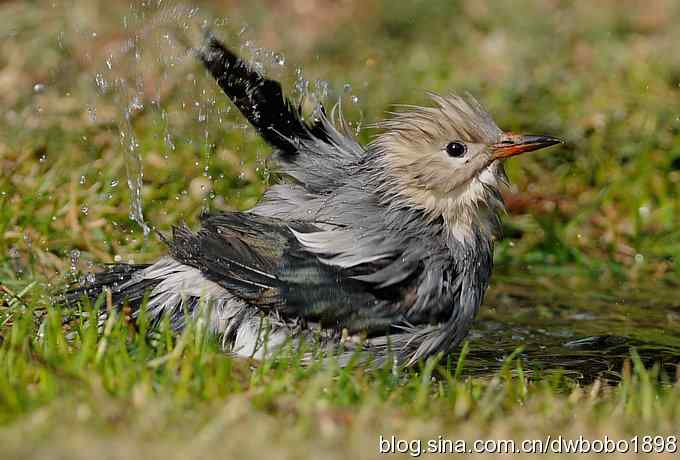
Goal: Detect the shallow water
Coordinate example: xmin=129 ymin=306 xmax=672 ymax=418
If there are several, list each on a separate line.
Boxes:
xmin=465 ymin=277 xmax=680 ymax=382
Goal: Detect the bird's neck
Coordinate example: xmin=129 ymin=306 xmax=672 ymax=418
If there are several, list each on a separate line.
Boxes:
xmin=434 ymin=189 xmax=504 ymax=245
xmin=372 ymin=178 xmax=505 ymax=246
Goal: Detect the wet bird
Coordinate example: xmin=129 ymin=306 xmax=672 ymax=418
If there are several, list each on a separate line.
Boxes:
xmin=68 ymin=34 xmax=562 ymax=367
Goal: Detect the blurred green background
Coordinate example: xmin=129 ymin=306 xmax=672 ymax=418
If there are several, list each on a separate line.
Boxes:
xmin=1 ymin=0 xmax=679 ymax=288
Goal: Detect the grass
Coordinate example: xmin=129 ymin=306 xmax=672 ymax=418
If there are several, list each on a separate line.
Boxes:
xmin=1 ymin=301 xmax=680 ymax=458
xmin=1 ymin=0 xmax=680 ymax=457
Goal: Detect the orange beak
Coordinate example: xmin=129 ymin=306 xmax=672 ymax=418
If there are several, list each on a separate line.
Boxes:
xmin=492 ymin=133 xmax=563 ymax=160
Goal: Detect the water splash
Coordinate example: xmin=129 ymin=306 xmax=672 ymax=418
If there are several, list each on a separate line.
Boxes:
xmin=121 ymin=95 xmax=150 ymax=236
xmin=88 ymin=4 xmax=211 ymax=237
xmin=77 ymin=2 xmax=361 ymax=244
xmin=70 ymin=249 xmax=80 ymax=272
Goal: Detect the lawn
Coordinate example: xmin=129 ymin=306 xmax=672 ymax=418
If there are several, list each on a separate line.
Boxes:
xmin=1 ymin=0 xmax=680 ymax=457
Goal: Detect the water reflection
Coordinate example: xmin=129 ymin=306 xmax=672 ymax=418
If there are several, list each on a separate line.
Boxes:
xmin=465 ymin=278 xmax=680 ymax=382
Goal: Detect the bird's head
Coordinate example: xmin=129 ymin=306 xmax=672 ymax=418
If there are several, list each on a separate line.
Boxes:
xmin=371 ymin=93 xmax=562 ymax=237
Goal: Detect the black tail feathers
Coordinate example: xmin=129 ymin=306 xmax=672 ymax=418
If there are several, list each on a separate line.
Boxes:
xmin=64 ymin=263 xmax=155 ymax=310
xmin=197 ymin=32 xmax=330 ymax=157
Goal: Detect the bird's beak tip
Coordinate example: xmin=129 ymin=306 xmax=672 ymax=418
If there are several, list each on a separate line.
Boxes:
xmin=492 ymin=133 xmax=564 ymax=160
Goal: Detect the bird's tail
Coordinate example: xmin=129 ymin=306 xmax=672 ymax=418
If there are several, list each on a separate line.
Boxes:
xmin=196 ymin=32 xmax=330 ymax=157
xmin=64 ymin=263 xmax=156 ymax=311
xmin=64 ymin=257 xmax=233 ymax=334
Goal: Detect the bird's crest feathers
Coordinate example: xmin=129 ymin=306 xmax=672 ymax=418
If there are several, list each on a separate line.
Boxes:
xmin=375 ymin=92 xmax=502 ymax=145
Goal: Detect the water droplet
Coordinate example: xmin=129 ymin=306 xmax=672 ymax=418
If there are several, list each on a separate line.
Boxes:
xmin=164 ymin=133 xmax=176 ymax=151
xmin=252 ymin=60 xmax=264 ymax=74
xmin=294 ymin=67 xmax=308 ymax=96
xmin=70 ymin=249 xmax=80 ymax=271
xmin=87 ymin=106 xmax=97 ymax=122
xmin=95 ymin=73 xmax=107 ymax=92
xmin=273 ymin=53 xmax=285 ymax=66
xmin=128 ymin=96 xmax=144 ymax=114
xmin=315 ymin=79 xmax=329 ymax=100
xmin=33 ymin=83 xmax=46 ymax=93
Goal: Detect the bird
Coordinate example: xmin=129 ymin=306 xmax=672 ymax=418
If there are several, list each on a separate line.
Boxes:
xmin=67 ymin=33 xmax=563 ymax=368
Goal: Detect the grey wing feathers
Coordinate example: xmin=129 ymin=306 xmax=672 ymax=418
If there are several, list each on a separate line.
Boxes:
xmin=168 ymin=212 xmax=406 ymax=333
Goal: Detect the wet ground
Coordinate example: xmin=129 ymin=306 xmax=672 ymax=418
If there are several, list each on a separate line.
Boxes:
xmin=466 ymin=277 xmax=680 ymax=382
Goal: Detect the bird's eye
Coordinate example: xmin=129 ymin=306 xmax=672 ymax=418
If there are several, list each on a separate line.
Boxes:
xmin=446 ymin=141 xmax=467 ymax=158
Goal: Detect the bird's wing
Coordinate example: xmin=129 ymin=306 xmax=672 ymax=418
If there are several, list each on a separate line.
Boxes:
xmin=168 ymin=212 xmax=406 ymax=332
xmin=197 ymin=34 xmax=365 ymax=193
